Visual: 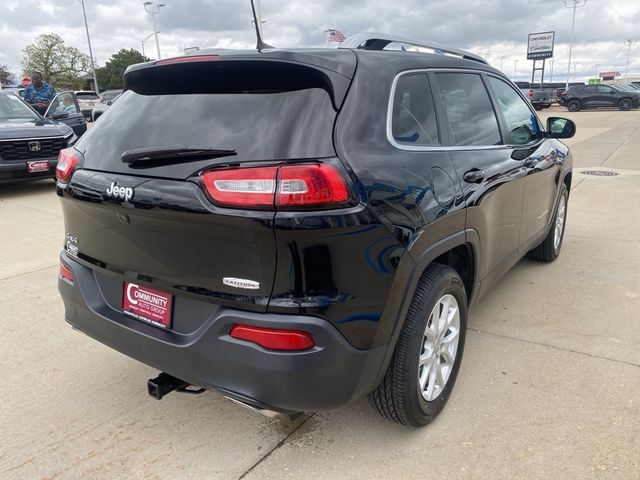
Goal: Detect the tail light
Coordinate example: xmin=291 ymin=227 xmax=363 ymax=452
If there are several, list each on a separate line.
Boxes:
xmin=528 ymin=89 xmax=534 ymax=98
xmin=230 ymin=324 xmax=315 ymax=351
xmin=59 ymin=262 xmax=74 ymax=284
xmin=201 ymin=163 xmax=351 ymax=210
xmin=56 ymin=148 xmax=80 ymax=183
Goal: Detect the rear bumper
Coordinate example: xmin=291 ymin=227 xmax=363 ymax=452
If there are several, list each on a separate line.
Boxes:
xmin=58 ymin=252 xmax=387 ymax=412
xmin=0 ymin=157 xmax=57 ymax=183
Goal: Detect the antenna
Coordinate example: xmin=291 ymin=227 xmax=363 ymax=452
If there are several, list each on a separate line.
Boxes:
xmin=249 ymin=0 xmax=273 ymax=51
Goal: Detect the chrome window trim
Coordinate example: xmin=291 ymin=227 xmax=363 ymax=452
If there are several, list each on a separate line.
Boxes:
xmin=386 ymin=68 xmax=543 ymax=152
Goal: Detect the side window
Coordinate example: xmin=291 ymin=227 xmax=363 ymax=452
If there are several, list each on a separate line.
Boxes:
xmin=487 ymin=77 xmax=542 ymax=145
xmin=391 ymin=74 xmax=439 ymax=145
xmin=597 ymin=85 xmax=614 ymax=93
xmin=434 ymin=73 xmax=501 ymax=146
xmin=53 ymin=93 xmax=80 ymax=114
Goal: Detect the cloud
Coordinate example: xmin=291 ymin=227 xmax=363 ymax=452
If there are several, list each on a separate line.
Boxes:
xmin=0 ymin=0 xmax=638 ymax=83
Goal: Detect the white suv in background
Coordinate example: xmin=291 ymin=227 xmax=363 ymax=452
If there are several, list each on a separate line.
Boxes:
xmin=74 ymin=91 xmax=100 ymax=121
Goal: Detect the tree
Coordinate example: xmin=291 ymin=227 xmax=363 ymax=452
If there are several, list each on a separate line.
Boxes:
xmin=22 ymin=33 xmax=91 ymax=90
xmin=96 ymin=49 xmax=150 ymax=90
xmin=0 ymin=64 xmax=17 ymax=87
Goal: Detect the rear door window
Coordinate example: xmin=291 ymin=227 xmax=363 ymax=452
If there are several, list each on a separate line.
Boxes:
xmin=391 ymin=74 xmax=439 ymax=145
xmin=434 ymin=73 xmax=501 ymax=146
xmin=487 ymin=77 xmax=542 ymax=145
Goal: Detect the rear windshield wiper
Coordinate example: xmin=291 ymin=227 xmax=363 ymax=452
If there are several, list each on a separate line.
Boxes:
xmin=121 ymin=146 xmax=237 ymax=168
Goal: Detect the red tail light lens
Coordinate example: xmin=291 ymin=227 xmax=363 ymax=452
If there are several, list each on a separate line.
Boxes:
xmin=201 ymin=166 xmax=278 ymax=208
xmin=56 ymin=148 xmax=80 ymax=183
xmin=277 ymin=164 xmax=350 ymax=207
xmin=528 ymin=89 xmax=534 ymax=97
xmin=230 ymin=324 xmax=315 ymax=351
xmin=201 ymin=163 xmax=351 ymax=209
xmin=59 ymin=262 xmax=74 ymax=284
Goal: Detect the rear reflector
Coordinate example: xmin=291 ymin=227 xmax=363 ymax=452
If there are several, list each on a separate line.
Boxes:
xmin=59 ymin=262 xmax=74 ymax=284
xmin=155 ymin=55 xmax=220 ymax=65
xmin=230 ymin=324 xmax=315 ymax=351
xmin=201 ymin=163 xmax=350 ymax=209
xmin=56 ymin=148 xmax=80 ymax=183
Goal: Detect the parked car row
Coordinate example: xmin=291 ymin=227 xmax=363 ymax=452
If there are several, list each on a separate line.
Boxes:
xmin=0 ymin=91 xmax=86 ymax=183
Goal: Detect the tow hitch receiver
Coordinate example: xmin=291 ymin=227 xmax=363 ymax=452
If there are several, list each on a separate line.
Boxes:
xmin=147 ymin=372 xmax=205 ymax=400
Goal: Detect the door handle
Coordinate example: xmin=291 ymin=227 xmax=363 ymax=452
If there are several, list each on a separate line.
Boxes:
xmin=463 ymin=169 xmax=486 ymax=184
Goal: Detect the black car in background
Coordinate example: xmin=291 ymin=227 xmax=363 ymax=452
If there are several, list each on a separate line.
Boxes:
xmin=559 ymin=84 xmax=639 ymax=111
xmin=56 ymin=34 xmax=575 ymax=427
xmin=0 ymin=91 xmax=84 ymax=183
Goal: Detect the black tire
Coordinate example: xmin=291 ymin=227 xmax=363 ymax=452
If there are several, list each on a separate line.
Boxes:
xmin=619 ymin=98 xmax=632 ymax=111
xmin=566 ymin=99 xmax=581 ymax=112
xmin=368 ymin=264 xmax=467 ymax=427
xmin=528 ymin=184 xmax=569 ymax=262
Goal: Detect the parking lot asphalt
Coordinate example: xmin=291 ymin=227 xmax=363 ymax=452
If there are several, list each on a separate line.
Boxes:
xmin=1 ymin=107 xmax=639 ymax=480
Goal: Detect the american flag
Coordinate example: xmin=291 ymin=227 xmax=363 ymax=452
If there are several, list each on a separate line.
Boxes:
xmin=326 ymin=29 xmax=346 ymax=44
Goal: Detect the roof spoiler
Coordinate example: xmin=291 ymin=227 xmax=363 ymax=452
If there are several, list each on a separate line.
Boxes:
xmin=339 ymin=32 xmax=487 ymax=65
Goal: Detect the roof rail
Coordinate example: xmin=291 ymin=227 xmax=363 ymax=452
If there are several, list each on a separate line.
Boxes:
xmin=339 ymin=32 xmax=487 ymax=65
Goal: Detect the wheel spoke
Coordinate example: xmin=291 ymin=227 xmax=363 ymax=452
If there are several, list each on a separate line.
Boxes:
xmin=426 ymin=363 xmax=438 ymax=399
xmin=435 ymin=361 xmax=445 ymax=388
xmin=440 ymin=348 xmax=455 ymax=366
xmin=419 ymin=358 xmax=433 ymax=390
xmin=441 ymin=328 xmax=459 ymax=345
xmin=438 ymin=297 xmax=450 ymax=332
xmin=419 ymin=349 xmax=434 ymax=367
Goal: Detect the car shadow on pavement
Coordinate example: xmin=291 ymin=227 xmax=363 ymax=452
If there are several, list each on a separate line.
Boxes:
xmin=0 ymin=179 xmax=56 ymax=199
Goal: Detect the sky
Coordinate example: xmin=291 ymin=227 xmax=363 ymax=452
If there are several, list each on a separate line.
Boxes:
xmin=1 ymin=0 xmax=639 ymax=85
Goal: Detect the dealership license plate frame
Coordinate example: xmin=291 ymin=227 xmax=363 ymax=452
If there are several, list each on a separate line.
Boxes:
xmin=122 ymin=282 xmax=173 ymax=329
xmin=27 ymin=161 xmax=50 ymax=173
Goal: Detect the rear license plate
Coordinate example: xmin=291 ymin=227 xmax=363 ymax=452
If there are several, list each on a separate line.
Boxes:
xmin=27 ymin=161 xmax=49 ymax=173
xmin=123 ymin=282 xmax=173 ymax=329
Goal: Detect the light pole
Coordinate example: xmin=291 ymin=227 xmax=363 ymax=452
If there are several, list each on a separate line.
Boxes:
xmin=141 ymin=32 xmax=158 ymax=59
xmin=594 ymin=63 xmax=600 ymax=80
xmin=514 ymin=60 xmax=519 ymax=81
xmin=564 ymin=0 xmax=588 ymax=90
xmin=572 ymin=62 xmax=578 ymax=82
xmin=143 ymin=2 xmax=165 ymax=60
xmin=624 ymin=39 xmax=637 ymax=81
xmin=549 ymin=59 xmax=554 ymax=82
xmin=78 ymin=0 xmax=99 ymax=93
xmin=500 ymin=56 xmax=506 ymax=72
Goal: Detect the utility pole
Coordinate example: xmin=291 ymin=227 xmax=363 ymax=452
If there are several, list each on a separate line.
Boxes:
xmin=78 ymin=0 xmax=99 ymax=93
xmin=564 ymin=0 xmax=588 ymax=90
xmin=624 ymin=39 xmax=637 ymax=81
xmin=143 ymin=2 xmax=165 ymax=60
xmin=549 ymin=59 xmax=554 ymax=82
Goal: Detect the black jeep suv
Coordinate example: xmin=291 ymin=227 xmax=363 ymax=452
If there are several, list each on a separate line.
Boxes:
xmin=559 ymin=83 xmax=639 ymax=111
xmin=56 ymin=33 xmax=574 ymax=427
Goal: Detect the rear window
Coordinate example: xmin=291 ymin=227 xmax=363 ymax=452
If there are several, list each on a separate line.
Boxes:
xmin=76 ymin=92 xmax=99 ymax=99
xmin=75 ymin=87 xmax=337 ymax=177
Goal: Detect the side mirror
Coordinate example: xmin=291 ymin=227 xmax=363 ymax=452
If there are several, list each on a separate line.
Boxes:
xmin=51 ymin=111 xmax=70 ymax=120
xmin=547 ymin=117 xmax=576 ymax=139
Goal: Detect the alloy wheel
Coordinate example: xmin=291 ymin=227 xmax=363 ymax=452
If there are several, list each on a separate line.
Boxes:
xmin=418 ymin=294 xmax=460 ymax=402
xmin=554 ymin=194 xmax=566 ymax=251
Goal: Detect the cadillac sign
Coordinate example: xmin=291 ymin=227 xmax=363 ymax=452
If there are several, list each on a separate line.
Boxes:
xmin=527 ymin=31 xmax=555 ymax=60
